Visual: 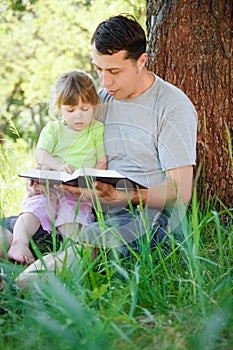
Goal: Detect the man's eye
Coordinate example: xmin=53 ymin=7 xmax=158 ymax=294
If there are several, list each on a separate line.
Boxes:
xmin=109 ymin=70 xmax=119 ymax=75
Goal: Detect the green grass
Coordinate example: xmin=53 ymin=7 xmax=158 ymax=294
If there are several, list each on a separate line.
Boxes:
xmin=0 ymin=139 xmax=232 ymax=350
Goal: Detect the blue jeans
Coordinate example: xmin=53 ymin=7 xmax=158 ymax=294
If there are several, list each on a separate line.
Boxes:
xmin=0 ymin=206 xmax=169 ymax=257
xmin=80 ymin=206 xmax=169 ymax=256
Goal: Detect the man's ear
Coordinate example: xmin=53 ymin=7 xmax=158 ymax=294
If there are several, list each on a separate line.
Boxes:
xmin=137 ymin=53 xmax=147 ymax=70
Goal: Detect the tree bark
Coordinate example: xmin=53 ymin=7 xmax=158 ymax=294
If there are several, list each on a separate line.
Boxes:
xmin=146 ymin=0 xmax=232 ymax=209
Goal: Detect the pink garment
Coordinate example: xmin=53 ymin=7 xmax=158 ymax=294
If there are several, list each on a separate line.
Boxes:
xmin=22 ymin=188 xmax=94 ymax=232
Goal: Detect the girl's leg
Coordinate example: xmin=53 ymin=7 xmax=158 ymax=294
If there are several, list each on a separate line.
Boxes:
xmin=7 ymin=213 xmax=40 ymax=264
xmin=0 ymin=225 xmax=13 ymax=258
xmin=55 ymin=195 xmax=94 ymax=241
xmin=8 ymin=190 xmax=59 ymax=264
xmin=57 ymin=222 xmax=82 ymax=242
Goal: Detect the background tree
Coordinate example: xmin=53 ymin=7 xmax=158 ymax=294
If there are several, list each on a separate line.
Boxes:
xmin=146 ymin=0 xmax=232 ymax=208
xmin=0 ymin=0 xmax=145 ymax=144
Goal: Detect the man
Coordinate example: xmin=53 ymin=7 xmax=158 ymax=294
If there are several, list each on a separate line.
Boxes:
xmin=1 ymin=15 xmax=197 ymax=284
xmin=62 ymin=14 xmax=197 ymax=247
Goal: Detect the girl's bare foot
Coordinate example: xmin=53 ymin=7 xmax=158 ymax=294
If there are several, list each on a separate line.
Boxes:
xmin=7 ymin=242 xmax=35 ymax=264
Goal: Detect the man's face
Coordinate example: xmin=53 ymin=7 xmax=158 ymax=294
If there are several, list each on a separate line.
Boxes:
xmin=92 ymin=47 xmax=145 ymax=99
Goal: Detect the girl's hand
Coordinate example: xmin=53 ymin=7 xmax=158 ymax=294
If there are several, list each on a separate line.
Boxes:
xmin=26 ymin=180 xmax=44 ymax=197
xmin=61 ymin=164 xmax=75 ymax=174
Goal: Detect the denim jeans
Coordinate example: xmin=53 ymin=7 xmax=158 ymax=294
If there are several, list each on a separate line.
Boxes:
xmin=1 ymin=206 xmax=169 ymax=257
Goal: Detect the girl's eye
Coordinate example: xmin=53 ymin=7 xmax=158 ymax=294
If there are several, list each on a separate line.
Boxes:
xmin=67 ymin=109 xmax=74 ymax=112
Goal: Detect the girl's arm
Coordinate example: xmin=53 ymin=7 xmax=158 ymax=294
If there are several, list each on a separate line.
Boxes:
xmin=35 ymin=148 xmax=74 ymax=174
xmin=95 ymin=155 xmax=108 ymax=170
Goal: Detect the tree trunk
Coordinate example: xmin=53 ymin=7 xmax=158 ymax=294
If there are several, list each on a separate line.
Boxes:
xmin=146 ymin=0 xmax=232 ymax=209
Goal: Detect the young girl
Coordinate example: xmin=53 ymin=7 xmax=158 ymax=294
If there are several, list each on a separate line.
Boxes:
xmin=7 ymin=70 xmax=107 ymax=264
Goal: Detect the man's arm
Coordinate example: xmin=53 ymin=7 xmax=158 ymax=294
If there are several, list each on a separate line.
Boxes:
xmin=59 ymin=165 xmax=193 ymax=208
xmin=146 ymin=165 xmax=193 ymax=208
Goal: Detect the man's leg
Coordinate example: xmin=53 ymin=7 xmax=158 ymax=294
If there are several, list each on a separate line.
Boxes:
xmin=80 ymin=206 xmax=169 ymax=254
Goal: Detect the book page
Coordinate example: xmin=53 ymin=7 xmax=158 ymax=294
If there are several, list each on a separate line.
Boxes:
xmin=19 ymin=168 xmax=125 ymax=182
xmin=19 ymin=169 xmax=71 ymax=182
xmin=19 ymin=168 xmax=146 ymax=188
xmin=69 ymin=168 xmax=125 ymax=180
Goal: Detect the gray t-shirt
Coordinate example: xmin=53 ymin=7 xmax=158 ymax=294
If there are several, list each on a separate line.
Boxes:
xmin=99 ymin=74 xmax=197 ymax=189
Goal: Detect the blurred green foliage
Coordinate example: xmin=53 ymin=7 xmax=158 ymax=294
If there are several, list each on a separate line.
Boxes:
xmin=0 ymin=0 xmax=146 ymax=145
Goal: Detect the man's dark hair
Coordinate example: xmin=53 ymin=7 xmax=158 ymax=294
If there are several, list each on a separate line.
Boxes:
xmin=91 ymin=14 xmax=147 ymax=61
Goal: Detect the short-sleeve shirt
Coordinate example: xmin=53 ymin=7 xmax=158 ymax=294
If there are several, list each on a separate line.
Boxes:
xmin=37 ymin=120 xmax=105 ymax=169
xmin=99 ymin=74 xmax=197 ymax=188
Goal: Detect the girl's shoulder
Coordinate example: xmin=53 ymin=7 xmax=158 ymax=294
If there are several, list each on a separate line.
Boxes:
xmin=42 ymin=119 xmax=65 ymax=131
xmin=91 ymin=119 xmax=104 ymax=127
xmin=90 ymin=120 xmax=104 ymax=131
xmin=89 ymin=120 xmax=104 ymax=137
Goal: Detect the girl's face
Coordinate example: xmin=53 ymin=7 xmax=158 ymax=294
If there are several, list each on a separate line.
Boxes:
xmin=61 ymin=101 xmax=94 ymax=131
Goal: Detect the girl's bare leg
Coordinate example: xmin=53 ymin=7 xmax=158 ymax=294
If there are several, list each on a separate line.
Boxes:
xmin=7 ymin=213 xmax=40 ymax=264
xmin=0 ymin=226 xmax=13 ymax=259
xmin=57 ymin=223 xmax=99 ymax=260
xmin=57 ymin=222 xmax=81 ymax=242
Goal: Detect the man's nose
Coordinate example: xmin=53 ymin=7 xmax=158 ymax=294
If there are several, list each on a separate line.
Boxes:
xmin=101 ymin=71 xmax=112 ymax=88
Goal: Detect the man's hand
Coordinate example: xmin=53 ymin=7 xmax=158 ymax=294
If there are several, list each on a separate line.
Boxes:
xmin=56 ymin=166 xmax=193 ymax=208
xmin=94 ymin=181 xmax=120 ymax=202
xmin=58 ymin=181 xmax=119 ymax=202
xmin=57 ymin=181 xmax=147 ymax=206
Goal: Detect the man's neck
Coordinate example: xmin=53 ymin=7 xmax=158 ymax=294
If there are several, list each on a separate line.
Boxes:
xmin=134 ymin=70 xmax=155 ymax=98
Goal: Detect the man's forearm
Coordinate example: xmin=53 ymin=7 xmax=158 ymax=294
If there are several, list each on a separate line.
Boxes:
xmin=110 ymin=172 xmax=189 ymax=209
xmin=146 ymin=179 xmax=177 ymax=208
xmin=109 ymin=187 xmax=148 ymax=207
xmin=146 ymin=166 xmax=194 ymax=208
xmin=112 ymin=179 xmax=176 ymax=209
xmin=59 ymin=166 xmax=193 ymax=209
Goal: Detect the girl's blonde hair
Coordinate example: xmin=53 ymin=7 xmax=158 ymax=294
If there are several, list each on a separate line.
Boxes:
xmin=49 ymin=70 xmax=100 ymax=119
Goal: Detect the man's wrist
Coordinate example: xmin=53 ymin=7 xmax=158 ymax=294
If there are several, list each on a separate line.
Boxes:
xmin=113 ymin=188 xmax=148 ymax=206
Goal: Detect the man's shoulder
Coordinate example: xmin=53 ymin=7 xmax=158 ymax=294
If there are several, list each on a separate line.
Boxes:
xmin=155 ymin=75 xmax=193 ymax=104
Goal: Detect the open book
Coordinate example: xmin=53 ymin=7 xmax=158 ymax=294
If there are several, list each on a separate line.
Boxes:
xmin=19 ymin=168 xmax=147 ymax=190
